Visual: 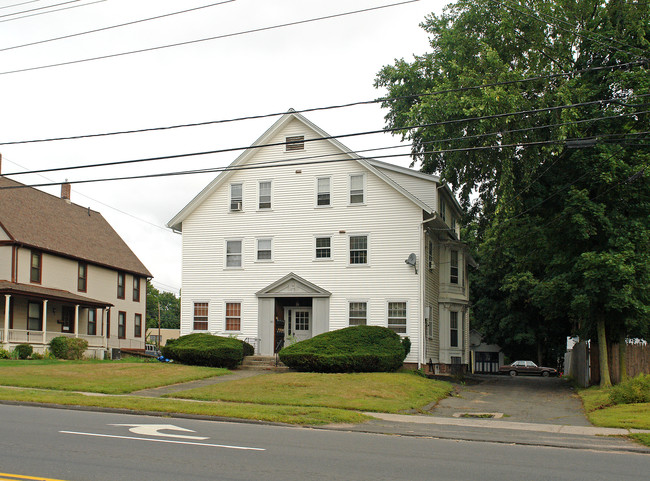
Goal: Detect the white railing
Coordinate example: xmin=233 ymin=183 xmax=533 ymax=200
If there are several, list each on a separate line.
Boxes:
xmin=8 ymin=330 xmax=44 ymax=343
xmin=45 ymin=332 xmax=105 ymax=347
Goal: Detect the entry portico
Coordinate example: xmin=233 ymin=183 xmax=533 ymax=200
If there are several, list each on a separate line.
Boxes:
xmin=255 ymin=272 xmax=330 ymax=355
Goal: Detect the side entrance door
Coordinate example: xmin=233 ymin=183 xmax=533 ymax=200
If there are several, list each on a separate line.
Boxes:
xmin=61 ymin=306 xmax=75 ymax=333
xmin=287 ymin=308 xmax=312 ymax=344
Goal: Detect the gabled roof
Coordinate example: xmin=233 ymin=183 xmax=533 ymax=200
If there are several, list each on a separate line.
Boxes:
xmin=167 ymin=110 xmax=443 ymax=232
xmin=256 ymin=272 xmax=331 ymax=298
xmin=0 ymin=176 xmax=152 ymax=277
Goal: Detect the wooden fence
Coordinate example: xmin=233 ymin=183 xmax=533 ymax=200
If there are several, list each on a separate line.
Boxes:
xmin=590 ymin=341 xmax=650 ymax=385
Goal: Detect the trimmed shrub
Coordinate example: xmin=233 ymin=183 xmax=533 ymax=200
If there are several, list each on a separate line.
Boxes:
xmin=14 ymin=344 xmax=33 ymax=360
xmin=279 ymin=325 xmax=407 ymax=373
xmin=161 ymin=333 xmax=252 ymax=368
xmin=49 ymin=336 xmax=88 ymax=360
xmin=610 ymin=374 xmax=650 ymax=405
xmin=0 ymin=348 xmax=10 ymax=359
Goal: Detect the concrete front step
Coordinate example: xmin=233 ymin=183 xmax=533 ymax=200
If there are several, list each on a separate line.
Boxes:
xmin=240 ymin=355 xmax=289 ymax=371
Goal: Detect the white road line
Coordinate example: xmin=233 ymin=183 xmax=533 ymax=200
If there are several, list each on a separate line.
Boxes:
xmin=59 ymin=431 xmax=265 ymax=451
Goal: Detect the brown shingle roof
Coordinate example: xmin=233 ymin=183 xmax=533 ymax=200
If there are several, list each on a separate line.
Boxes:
xmin=0 ymin=177 xmax=152 ymax=277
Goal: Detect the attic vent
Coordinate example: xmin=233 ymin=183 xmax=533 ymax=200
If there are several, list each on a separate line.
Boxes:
xmin=286 ymin=135 xmax=304 ymax=151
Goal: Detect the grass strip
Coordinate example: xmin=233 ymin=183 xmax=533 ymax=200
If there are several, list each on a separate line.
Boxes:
xmin=0 ymin=387 xmax=370 ymax=425
xmin=0 ymin=360 xmax=226 ymax=394
xmin=168 ymin=371 xmax=452 ymax=413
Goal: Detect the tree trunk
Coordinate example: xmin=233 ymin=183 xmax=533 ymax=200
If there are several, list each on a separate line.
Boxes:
xmin=537 ymin=341 xmax=543 ymax=366
xmin=619 ymin=336 xmax=627 ymax=383
xmin=597 ymin=318 xmax=612 ymax=387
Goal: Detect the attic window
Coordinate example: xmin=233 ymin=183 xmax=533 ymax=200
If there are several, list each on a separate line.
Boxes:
xmin=286 ymin=135 xmax=304 ymax=151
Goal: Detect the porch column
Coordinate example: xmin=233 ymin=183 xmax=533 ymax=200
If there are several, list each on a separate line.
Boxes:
xmin=74 ymin=305 xmax=79 ymax=338
xmin=42 ymin=299 xmax=48 ymax=345
xmin=102 ymin=308 xmax=107 ymax=349
xmin=3 ymin=295 xmax=10 ymax=347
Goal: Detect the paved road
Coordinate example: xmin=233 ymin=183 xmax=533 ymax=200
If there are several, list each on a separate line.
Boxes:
xmin=1 ymin=404 xmax=649 ymax=481
xmin=432 ymin=374 xmax=589 ymax=425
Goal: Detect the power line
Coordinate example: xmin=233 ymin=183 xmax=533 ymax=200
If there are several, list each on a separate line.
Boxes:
xmin=2 ymin=59 xmax=646 ymax=146
xmin=0 ymin=0 xmax=47 ymax=10
xmin=1 ymin=132 xmax=645 ymax=190
xmin=0 ymin=0 xmax=79 ymax=19
xmin=0 ymin=0 xmax=105 ymax=23
xmin=0 ymin=0 xmax=236 ymax=53
xmin=493 ymin=0 xmax=650 ymax=61
xmin=0 ymin=154 xmax=174 ymax=233
xmin=6 ymin=95 xmax=648 ymax=177
xmin=0 ymin=0 xmax=420 ymax=76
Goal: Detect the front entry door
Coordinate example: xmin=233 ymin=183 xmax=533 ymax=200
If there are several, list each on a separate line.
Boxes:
xmin=288 ymin=308 xmax=312 ymax=344
xmin=61 ymin=306 xmax=74 ymax=333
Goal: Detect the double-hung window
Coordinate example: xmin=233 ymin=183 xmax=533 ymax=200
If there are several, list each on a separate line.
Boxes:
xmin=226 ymin=240 xmax=242 ymax=268
xmin=27 ymin=302 xmax=42 ymax=330
xmin=315 ymin=236 xmax=331 ymax=260
xmin=230 ymin=183 xmax=243 ymax=211
xmin=78 ymin=262 xmax=87 ymax=292
xmin=349 ymin=235 xmax=368 ymax=265
xmin=117 ymin=272 xmax=125 ymax=299
xmin=134 ymin=313 xmax=142 ymax=338
xmin=88 ymin=309 xmax=97 ymax=336
xmin=450 ymin=311 xmax=459 ymax=347
xmin=193 ymin=302 xmax=208 ymax=330
xmin=133 ymin=276 xmax=140 ymax=302
xmin=440 ymin=198 xmax=447 ymax=223
xmin=349 ymin=302 xmax=367 ymax=326
xmin=257 ymin=238 xmax=272 ymax=261
xmin=258 ymin=181 xmax=272 ymax=209
xmin=225 ymin=302 xmax=241 ymax=331
xmin=118 ymin=311 xmax=126 ymax=339
xmin=30 ymin=251 xmax=42 ymax=283
xmin=316 ymin=177 xmax=330 ymax=206
xmin=450 ymin=250 xmax=459 ymax=284
xmin=428 ymin=240 xmax=434 ymax=270
xmin=387 ymin=302 xmax=407 ymax=334
xmin=350 ymin=174 xmax=365 ymax=204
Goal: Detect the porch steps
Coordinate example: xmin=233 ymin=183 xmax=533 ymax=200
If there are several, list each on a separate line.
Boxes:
xmin=239 ymin=355 xmax=290 ymax=371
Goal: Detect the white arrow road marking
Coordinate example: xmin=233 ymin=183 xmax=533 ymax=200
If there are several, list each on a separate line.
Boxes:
xmin=59 ymin=431 xmax=265 ymax=451
xmin=109 ymin=424 xmax=208 ymax=440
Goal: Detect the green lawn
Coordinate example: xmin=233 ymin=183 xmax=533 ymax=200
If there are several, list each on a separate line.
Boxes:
xmin=0 ymin=359 xmax=226 ymax=394
xmin=167 ymin=371 xmax=453 ymax=413
xmin=578 ymin=385 xmax=650 ymax=447
xmin=0 ymin=387 xmax=369 ymax=425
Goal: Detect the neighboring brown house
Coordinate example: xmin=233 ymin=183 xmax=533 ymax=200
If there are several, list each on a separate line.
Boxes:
xmin=0 ymin=167 xmax=152 ymax=357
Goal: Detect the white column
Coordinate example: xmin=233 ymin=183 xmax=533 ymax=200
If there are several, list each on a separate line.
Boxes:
xmin=74 ymin=305 xmax=79 ymax=338
xmin=3 ymin=295 xmax=10 ymax=347
xmin=102 ymin=308 xmax=108 ymax=349
xmin=42 ymin=299 xmax=48 ymax=345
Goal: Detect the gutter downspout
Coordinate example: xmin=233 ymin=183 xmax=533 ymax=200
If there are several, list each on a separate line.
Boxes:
xmin=419 ymin=214 xmax=439 ymax=370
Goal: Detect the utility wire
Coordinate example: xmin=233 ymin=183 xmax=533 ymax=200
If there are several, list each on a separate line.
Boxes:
xmin=494 ymin=0 xmax=650 ymax=61
xmin=0 ymin=154 xmax=174 ymax=232
xmin=1 ymin=133 xmax=645 ymax=190
xmin=0 ymin=0 xmax=79 ymax=19
xmin=0 ymin=0 xmax=420 ymax=76
xmin=1 ymin=59 xmax=645 ymax=146
xmin=0 ymin=0 xmax=236 ymax=53
xmin=0 ymin=0 xmax=46 ymax=10
xmin=6 ymin=96 xmax=648 ymax=177
xmin=0 ymin=0 xmax=104 ymax=23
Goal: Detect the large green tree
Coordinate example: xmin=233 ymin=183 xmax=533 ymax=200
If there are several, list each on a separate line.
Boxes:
xmin=376 ymin=0 xmax=649 ymax=384
xmin=146 ymin=282 xmax=181 ymax=330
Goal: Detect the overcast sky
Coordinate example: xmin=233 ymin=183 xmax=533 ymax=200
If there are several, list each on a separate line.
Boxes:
xmin=0 ymin=0 xmax=446 ymax=294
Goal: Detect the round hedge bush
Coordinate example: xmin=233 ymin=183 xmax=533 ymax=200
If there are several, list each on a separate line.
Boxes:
xmin=278 ymin=325 xmax=409 ymax=373
xmin=161 ymin=333 xmax=254 ymax=368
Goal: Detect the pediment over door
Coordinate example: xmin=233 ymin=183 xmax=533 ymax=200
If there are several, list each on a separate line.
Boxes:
xmin=256 ymin=272 xmax=331 ymax=298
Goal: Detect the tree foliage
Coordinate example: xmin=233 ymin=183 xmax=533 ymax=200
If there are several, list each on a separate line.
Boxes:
xmin=376 ymin=0 xmax=649 ymax=379
xmin=146 ymin=282 xmax=180 ymax=329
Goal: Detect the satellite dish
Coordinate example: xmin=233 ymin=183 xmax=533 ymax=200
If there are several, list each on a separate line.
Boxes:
xmin=405 ymin=253 xmax=417 ymax=274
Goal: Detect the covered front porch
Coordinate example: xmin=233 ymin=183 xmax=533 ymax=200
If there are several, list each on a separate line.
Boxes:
xmin=0 ymin=281 xmax=112 ymax=356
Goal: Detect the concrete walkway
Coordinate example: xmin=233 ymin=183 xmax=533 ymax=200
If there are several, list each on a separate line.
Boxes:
xmin=131 ymin=369 xmax=271 ymax=397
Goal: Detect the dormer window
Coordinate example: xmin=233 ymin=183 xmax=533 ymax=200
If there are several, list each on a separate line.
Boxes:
xmin=286 ymin=135 xmax=304 ymax=151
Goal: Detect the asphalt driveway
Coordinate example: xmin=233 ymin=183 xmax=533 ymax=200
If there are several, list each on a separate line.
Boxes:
xmin=431 ymin=374 xmax=591 ymax=426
